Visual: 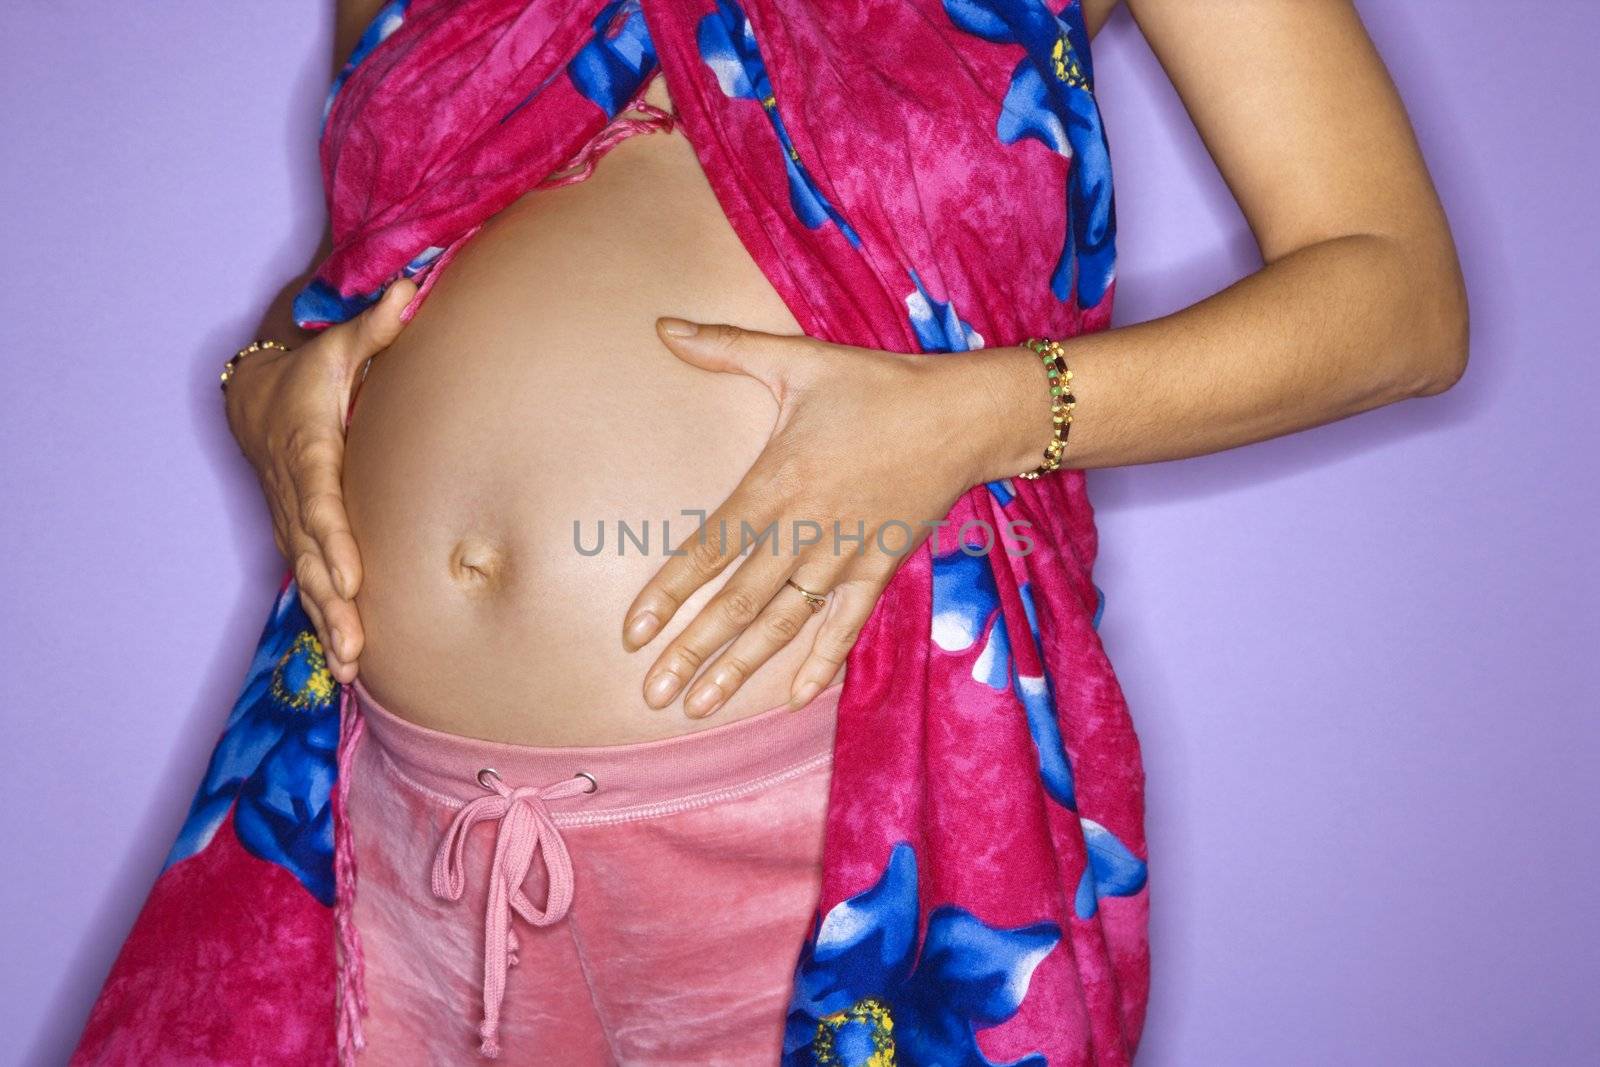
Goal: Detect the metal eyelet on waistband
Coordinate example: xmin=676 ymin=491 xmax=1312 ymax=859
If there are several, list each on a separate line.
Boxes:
xmin=574 ymin=771 xmax=599 ymax=794
xmin=476 ymin=767 xmax=501 ymax=789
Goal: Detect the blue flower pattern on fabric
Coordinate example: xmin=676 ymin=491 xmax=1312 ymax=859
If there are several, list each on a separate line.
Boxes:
xmin=698 ymin=0 xmax=861 ymax=247
xmin=906 ymin=268 xmax=985 ymax=353
xmin=930 ymin=547 xmax=1008 ymax=683
xmin=565 ymin=0 xmax=661 ymax=119
xmin=786 ymin=842 xmax=1060 ymax=1067
xmin=323 ymin=0 xmax=410 ymax=126
xmin=166 ymin=583 xmax=339 ymax=906
xmin=300 ymin=0 xmax=659 ymax=327
xmin=1015 ymin=582 xmax=1077 ymax=809
xmin=943 ymin=0 xmax=1116 ymax=308
xmin=931 ymin=546 xmax=1144 ymax=917
xmin=1076 ymin=817 xmax=1148 ymax=920
xmin=294 ymin=245 xmax=442 ymax=328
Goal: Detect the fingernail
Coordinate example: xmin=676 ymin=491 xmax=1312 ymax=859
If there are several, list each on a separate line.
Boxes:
xmin=789 ymin=681 xmax=821 ymax=710
xmin=686 ymin=683 xmax=724 ymax=717
xmin=647 ymin=671 xmax=681 ymax=706
xmin=625 ymin=611 xmax=660 ymax=648
xmin=659 ymin=317 xmax=698 ymax=337
xmin=332 ymin=629 xmax=349 ymax=660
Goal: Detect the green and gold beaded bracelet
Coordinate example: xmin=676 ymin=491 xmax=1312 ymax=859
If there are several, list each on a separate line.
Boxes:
xmin=1017 ymin=336 xmax=1075 ymax=480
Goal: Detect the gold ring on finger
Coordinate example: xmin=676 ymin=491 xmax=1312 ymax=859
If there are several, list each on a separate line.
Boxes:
xmin=784 ymin=577 xmax=829 ymax=613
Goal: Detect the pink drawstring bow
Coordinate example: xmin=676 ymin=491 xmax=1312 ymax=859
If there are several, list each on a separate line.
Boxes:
xmin=431 ymin=768 xmax=595 ymax=1059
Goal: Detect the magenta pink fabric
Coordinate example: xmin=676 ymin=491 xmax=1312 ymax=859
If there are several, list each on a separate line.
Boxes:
xmin=341 ymin=677 xmax=838 ymax=1063
xmin=75 ymin=2 xmax=1148 ymax=1064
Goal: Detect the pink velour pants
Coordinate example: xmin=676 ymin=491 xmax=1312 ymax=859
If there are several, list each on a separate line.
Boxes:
xmin=338 ymin=676 xmax=839 ymax=1066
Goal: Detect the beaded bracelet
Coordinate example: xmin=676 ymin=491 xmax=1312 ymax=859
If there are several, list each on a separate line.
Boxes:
xmin=1016 ymin=336 xmax=1075 ymax=480
xmin=220 ymin=339 xmax=293 ymax=393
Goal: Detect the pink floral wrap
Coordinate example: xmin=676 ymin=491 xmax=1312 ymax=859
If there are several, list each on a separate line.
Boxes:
xmin=74 ymin=2 xmax=1148 ymax=1064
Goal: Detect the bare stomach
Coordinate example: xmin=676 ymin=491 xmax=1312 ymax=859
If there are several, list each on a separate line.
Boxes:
xmin=341 ymin=77 xmax=842 ymax=746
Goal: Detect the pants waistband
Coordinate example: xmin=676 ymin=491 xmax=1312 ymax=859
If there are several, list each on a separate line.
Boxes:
xmin=349 ymin=676 xmax=841 ymax=825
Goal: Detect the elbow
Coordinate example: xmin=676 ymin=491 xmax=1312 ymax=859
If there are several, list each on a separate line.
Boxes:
xmin=1414 ymin=284 xmax=1470 ymax=397
xmin=1406 ymin=242 xmax=1471 ymax=398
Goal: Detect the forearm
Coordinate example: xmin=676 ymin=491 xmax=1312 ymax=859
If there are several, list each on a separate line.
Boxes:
xmin=250 ymin=227 xmax=334 ymax=347
xmin=252 ymin=270 xmax=319 ymax=348
xmin=970 ymin=232 xmax=1470 ymax=478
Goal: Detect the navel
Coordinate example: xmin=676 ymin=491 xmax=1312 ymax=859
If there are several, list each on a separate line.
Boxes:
xmin=450 ymin=537 xmax=511 ymax=593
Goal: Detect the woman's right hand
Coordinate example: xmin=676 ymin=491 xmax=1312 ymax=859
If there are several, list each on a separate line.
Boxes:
xmin=223 ymin=278 xmax=418 ymax=684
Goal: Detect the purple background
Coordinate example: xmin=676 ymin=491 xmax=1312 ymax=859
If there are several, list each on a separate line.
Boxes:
xmin=3 ymin=2 xmax=1595 ymax=1064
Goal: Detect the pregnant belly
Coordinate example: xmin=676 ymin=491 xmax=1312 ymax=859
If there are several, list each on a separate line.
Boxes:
xmin=341 ymin=108 xmax=838 ymax=746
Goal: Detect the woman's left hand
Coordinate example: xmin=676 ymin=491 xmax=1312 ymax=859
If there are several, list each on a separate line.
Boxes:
xmin=622 ymin=315 xmax=1048 ymax=718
